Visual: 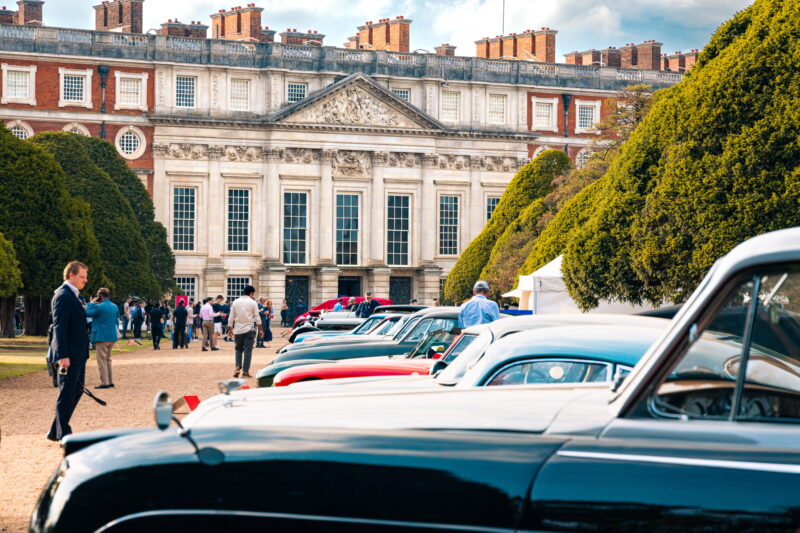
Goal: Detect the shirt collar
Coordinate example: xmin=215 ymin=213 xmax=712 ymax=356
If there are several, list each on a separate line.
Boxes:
xmin=472 ymin=294 xmax=487 ymax=300
xmin=63 ymin=281 xmax=80 ymax=296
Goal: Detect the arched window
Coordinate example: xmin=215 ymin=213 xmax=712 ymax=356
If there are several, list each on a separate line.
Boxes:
xmin=5 ymin=120 xmax=33 ymax=139
xmin=62 ymin=123 xmax=90 ymax=136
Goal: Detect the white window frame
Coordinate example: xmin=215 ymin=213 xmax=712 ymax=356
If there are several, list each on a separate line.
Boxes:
xmin=58 ymin=67 xmax=93 ymax=109
xmin=1 ymin=64 xmax=36 ymax=106
xmin=174 ymin=276 xmax=198 ymax=300
xmin=487 ymin=94 xmax=507 ymax=125
xmin=228 ymin=77 xmax=252 ymax=112
xmin=5 ymin=119 xmax=33 ymax=139
xmin=226 ymin=187 xmax=251 ymax=253
xmin=391 ymin=88 xmax=410 ymax=102
xmin=286 ymin=82 xmax=307 ymax=103
xmin=437 ymin=194 xmax=461 ymax=257
xmin=114 ymin=71 xmax=148 ymax=111
xmin=172 ymin=186 xmax=197 ymax=252
xmin=62 ymin=122 xmax=90 ymax=136
xmin=114 ymin=125 xmax=146 ymax=160
xmin=174 ymin=74 xmax=197 ymax=109
xmin=574 ymin=99 xmax=601 ymax=134
xmin=282 ymin=189 xmax=310 ymax=265
xmin=485 ymin=196 xmax=501 ymax=221
xmin=531 ymin=96 xmax=559 ymax=133
xmin=334 ymin=192 xmax=361 ymax=266
xmin=440 ymin=91 xmax=460 ymax=123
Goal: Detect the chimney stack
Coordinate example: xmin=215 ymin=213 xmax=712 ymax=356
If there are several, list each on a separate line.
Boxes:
xmin=159 ymin=18 xmax=208 ymax=39
xmin=93 ymin=0 xmax=144 ymax=33
xmin=474 ymin=27 xmax=557 ymax=62
xmin=435 ymin=43 xmax=456 ymax=56
xmin=15 ymin=0 xmax=43 ymax=25
xmin=210 ymin=4 xmax=272 ymax=42
xmin=352 ymin=16 xmax=411 ymax=52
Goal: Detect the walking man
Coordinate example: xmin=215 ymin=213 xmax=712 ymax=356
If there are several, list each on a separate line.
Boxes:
xmin=131 ymin=300 xmax=144 ymax=344
xmin=227 ymin=285 xmax=262 ymax=378
xmin=172 ymin=300 xmax=188 ymax=349
xmin=458 ymin=280 xmax=501 ymax=329
xmin=199 ymin=297 xmax=219 ymax=351
xmin=86 ymin=288 xmax=119 ymax=389
xmin=120 ymin=297 xmax=131 ymax=339
xmin=47 ymin=261 xmax=90 ymax=442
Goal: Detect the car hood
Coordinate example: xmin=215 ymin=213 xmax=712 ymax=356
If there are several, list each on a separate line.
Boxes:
xmin=280 ymin=334 xmax=393 ymax=352
xmin=273 ymin=339 xmax=406 ymax=363
xmin=184 ymin=383 xmax=614 ymax=434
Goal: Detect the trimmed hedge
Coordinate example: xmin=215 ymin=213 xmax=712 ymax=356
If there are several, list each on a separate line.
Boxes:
xmin=443 ymin=149 xmax=571 ymax=303
xmin=561 ymin=0 xmax=800 ymax=308
xmin=31 ymin=132 xmax=160 ymax=299
xmin=80 ymin=137 xmax=175 ymax=296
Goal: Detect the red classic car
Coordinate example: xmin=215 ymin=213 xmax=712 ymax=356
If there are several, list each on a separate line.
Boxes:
xmin=292 ymin=296 xmax=393 ymax=328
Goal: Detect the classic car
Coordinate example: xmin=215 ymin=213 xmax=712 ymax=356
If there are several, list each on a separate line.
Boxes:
xmin=256 ymin=308 xmax=461 ymax=386
xmin=33 ymin=227 xmax=800 ymax=532
xmin=291 ymin=305 xmax=424 ymax=344
xmin=272 ymin=315 xmax=668 ymax=387
xmin=291 ymin=296 xmax=392 ymax=328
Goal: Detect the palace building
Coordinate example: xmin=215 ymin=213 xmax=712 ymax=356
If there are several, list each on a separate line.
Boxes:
xmin=0 ymin=1 xmax=682 ymax=311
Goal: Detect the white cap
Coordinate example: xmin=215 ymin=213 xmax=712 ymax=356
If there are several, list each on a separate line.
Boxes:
xmin=473 ymin=280 xmax=490 ymax=290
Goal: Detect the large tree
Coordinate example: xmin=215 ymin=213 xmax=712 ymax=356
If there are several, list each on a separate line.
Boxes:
xmin=0 ymin=126 xmax=103 ymax=335
xmin=31 ymin=132 xmax=160 ymax=302
xmin=560 ymin=0 xmax=800 ymax=309
xmin=78 ymin=136 xmax=175 ymax=297
xmin=442 ymin=149 xmax=571 ymax=303
xmin=0 ymin=233 xmax=23 ymax=337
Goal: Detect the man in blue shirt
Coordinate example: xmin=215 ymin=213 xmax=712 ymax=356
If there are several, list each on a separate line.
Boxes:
xmin=458 ymin=280 xmax=501 ymax=329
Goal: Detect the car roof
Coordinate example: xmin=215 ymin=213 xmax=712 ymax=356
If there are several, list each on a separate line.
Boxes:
xmin=374 ymin=305 xmax=427 ymax=314
xmin=481 ymin=324 xmax=666 ymax=368
xmin=409 ymin=306 xmax=461 ymax=318
xmin=460 ymin=313 xmax=669 ymax=337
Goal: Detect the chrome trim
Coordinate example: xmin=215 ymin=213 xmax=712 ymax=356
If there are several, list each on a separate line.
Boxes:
xmin=557 ymin=450 xmax=800 ymax=474
xmin=95 ymin=509 xmax=518 ymax=533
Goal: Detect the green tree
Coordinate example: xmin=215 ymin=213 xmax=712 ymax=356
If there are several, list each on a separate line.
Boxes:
xmin=560 ymin=0 xmax=800 ymax=308
xmin=0 ymin=126 xmax=104 ymax=335
xmin=31 ymin=132 xmax=160 ymax=301
xmin=0 ymin=233 xmax=23 ymax=337
xmin=442 ymin=149 xmax=571 ymax=303
xmin=79 ymin=136 xmax=175 ymax=296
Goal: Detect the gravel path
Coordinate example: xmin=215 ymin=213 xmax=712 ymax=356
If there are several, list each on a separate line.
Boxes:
xmin=0 ymin=330 xmax=286 ymax=532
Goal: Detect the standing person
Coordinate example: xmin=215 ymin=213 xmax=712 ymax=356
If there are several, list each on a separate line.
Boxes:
xmin=192 ymin=300 xmax=203 ymax=343
xmin=47 ymin=261 xmax=90 ymax=442
xmin=86 ymin=288 xmax=119 ymax=389
xmin=346 ymin=297 xmax=358 ymax=311
xmin=130 ymin=300 xmax=144 ymax=344
xmin=355 ymin=292 xmax=380 ymax=318
xmin=160 ymin=301 xmax=171 ymax=339
xmin=227 ymin=285 xmax=262 ymax=378
xmin=144 ymin=301 xmax=153 ymax=339
xmin=221 ymin=299 xmax=232 ymax=342
xmin=295 ymin=297 xmax=307 ymax=326
xmin=432 ymin=298 xmax=440 ymax=307
xmin=199 ymin=297 xmax=220 ymax=352
xmin=280 ymin=299 xmax=288 ymax=327
xmin=256 ymin=298 xmax=267 ymax=348
xmin=332 ymin=297 xmax=345 ymax=312
xmin=185 ymin=300 xmax=195 ymax=344
xmin=120 ymin=297 xmax=131 ymax=339
xmin=212 ymin=295 xmax=224 ymax=342
xmin=263 ymin=297 xmax=273 ymax=347
xmin=172 ymin=300 xmax=188 ymax=349
xmin=148 ymin=305 xmax=164 ymax=350
xmin=458 ymin=280 xmax=501 ymax=329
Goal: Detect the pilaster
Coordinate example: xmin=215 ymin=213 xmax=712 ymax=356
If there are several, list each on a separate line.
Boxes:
xmin=420 ymin=153 xmax=439 ymax=264
xmin=319 ymin=266 xmax=341 ymax=301
xmin=369 ymin=266 xmax=392 ymax=298
xmin=203 ymin=257 xmax=227 ymax=297
xmin=265 ymin=147 xmax=283 ymax=262
xmin=369 ymin=151 xmax=388 ymax=266
xmin=257 ymin=260 xmax=287 ymax=301
xmin=318 ymin=149 xmax=335 ymax=264
xmin=207 ymin=145 xmax=225 ymax=259
xmin=418 ymin=263 xmax=444 ymax=305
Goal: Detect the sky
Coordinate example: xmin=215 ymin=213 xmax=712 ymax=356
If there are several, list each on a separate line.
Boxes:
xmin=40 ymin=0 xmax=755 ymax=60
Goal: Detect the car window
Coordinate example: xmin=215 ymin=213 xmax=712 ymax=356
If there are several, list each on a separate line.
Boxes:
xmin=435 ymin=330 xmax=493 ymax=385
xmin=442 ymin=334 xmax=478 ymax=364
xmin=373 ymin=316 xmax=400 ymax=335
xmin=653 ymin=266 xmax=800 ymax=422
xmin=393 ymin=316 xmax=418 ymax=340
xmin=486 ymin=359 xmax=610 ymax=386
xmin=407 ymin=329 xmax=457 ymax=358
xmin=405 ymin=318 xmax=434 ymax=342
xmin=352 ymin=316 xmax=381 ymax=334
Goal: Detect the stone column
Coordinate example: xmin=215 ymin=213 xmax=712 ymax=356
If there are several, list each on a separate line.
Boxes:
xmin=203 ymin=258 xmax=226 ymax=298
xmin=319 ymin=266 xmax=341 ymax=301
xmin=257 ymin=260 xmax=286 ymax=301
xmin=420 ymin=153 xmax=439 ymax=264
xmin=370 ymin=266 xmax=392 ymax=299
xmin=469 ymin=156 xmax=483 ymax=241
xmin=419 ymin=264 xmax=443 ymax=305
xmin=318 ymin=149 xmax=336 ymax=264
xmin=369 ymin=151 xmax=388 ymax=266
xmin=207 ymin=145 xmax=226 ymax=259
xmin=264 ymin=147 xmax=283 ymax=263
xmin=151 ymin=144 xmax=169 ymax=223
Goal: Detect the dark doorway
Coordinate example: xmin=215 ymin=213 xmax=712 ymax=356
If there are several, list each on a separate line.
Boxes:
xmin=389 ymin=277 xmax=412 ymax=304
xmin=285 ymin=276 xmax=309 ymax=324
xmin=337 ymin=276 xmax=362 ymax=299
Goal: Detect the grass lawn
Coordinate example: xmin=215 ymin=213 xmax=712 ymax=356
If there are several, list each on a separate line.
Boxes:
xmin=0 ymin=335 xmax=148 ymax=382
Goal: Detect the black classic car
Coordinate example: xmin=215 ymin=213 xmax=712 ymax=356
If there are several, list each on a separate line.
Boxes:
xmin=32 ymin=228 xmax=800 ymax=532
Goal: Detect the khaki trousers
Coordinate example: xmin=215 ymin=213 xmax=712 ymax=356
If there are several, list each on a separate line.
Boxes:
xmin=202 ymin=320 xmax=216 ymax=349
xmin=95 ymin=341 xmax=114 ymax=386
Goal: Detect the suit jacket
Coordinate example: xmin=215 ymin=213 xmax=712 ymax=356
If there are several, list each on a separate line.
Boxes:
xmin=86 ymin=300 xmax=120 ymax=343
xmin=173 ymin=306 xmax=188 ymax=327
xmin=50 ymin=284 xmax=89 ymax=363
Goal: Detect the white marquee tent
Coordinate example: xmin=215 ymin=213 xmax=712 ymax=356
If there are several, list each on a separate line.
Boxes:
xmin=503 ymin=255 xmax=656 ymax=315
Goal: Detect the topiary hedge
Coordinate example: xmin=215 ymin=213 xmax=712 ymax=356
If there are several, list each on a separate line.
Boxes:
xmin=443 ymin=149 xmax=571 ymax=303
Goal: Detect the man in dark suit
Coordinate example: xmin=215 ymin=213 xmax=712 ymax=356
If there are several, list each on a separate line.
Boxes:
xmin=47 ymin=261 xmax=90 ymax=442
xmin=172 ymin=300 xmax=188 ymax=349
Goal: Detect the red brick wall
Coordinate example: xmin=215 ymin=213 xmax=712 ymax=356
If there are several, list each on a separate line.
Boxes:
xmin=388 ymin=19 xmax=410 ymax=53
xmin=526 ymin=91 xmax=608 ymax=139
xmin=533 ymin=30 xmax=555 ymax=63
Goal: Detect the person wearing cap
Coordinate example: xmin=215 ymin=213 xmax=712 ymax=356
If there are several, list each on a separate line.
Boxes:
xmin=458 ymin=280 xmax=500 ymax=329
xmin=355 ymin=292 xmax=381 ymax=318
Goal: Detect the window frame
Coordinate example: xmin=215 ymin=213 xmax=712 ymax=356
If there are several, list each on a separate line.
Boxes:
xmin=226 ymin=276 xmax=252 ymax=303
xmin=440 ymin=90 xmax=460 ymax=123
xmin=438 ymin=194 xmax=460 ymax=256
xmin=174 ymin=74 xmax=197 ymax=109
xmin=531 ymin=96 xmax=559 ymax=132
xmin=335 ymin=192 xmax=360 ymax=266
xmin=286 ymin=82 xmax=307 ymax=103
xmin=172 ymin=186 xmax=197 ymax=252
xmin=282 ymin=190 xmax=309 ymax=265
xmin=1 ymin=63 xmax=36 ymax=106
xmin=58 ymin=67 xmax=93 ymax=109
xmin=174 ymin=276 xmax=198 ymax=301
xmin=61 ymin=122 xmax=90 ymax=136
xmin=391 ymin=88 xmax=410 ymax=102
xmin=228 ymin=77 xmax=252 ymax=112
xmin=487 ymin=93 xmax=507 ymax=125
xmin=114 ymin=71 xmax=148 ymax=111
xmin=5 ymin=119 xmax=33 ymax=139
xmin=485 ymin=196 xmax=500 ymax=221
xmin=226 ymin=187 xmax=251 ymax=253
xmin=386 ymin=194 xmax=411 ymax=266
xmin=574 ymin=98 xmax=601 ymax=133
xmin=114 ymin=126 xmax=146 ymax=160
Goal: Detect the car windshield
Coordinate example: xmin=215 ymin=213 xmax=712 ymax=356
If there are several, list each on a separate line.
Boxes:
xmin=435 ymin=330 xmax=493 ymax=386
xmin=405 ymin=329 xmax=459 ymax=359
xmin=352 ymin=315 xmax=382 ymax=334
xmin=404 ymin=318 xmax=458 ymax=343
xmin=442 ymin=333 xmax=479 ymax=364
xmin=373 ymin=316 xmax=401 ymax=335
xmin=393 ymin=316 xmax=420 ymax=340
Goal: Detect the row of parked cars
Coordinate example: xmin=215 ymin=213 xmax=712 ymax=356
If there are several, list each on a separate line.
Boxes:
xmin=32 ymin=228 xmax=800 ymax=532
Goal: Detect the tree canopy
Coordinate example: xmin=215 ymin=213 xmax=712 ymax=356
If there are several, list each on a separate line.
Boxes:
xmin=31 ymin=132 xmax=160 ymax=300
xmin=442 ymin=149 xmax=571 ymax=303
xmin=558 ymin=0 xmax=800 ymax=308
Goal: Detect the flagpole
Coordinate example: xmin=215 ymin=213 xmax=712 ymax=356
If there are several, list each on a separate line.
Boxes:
xmin=502 ymin=0 xmax=505 ymax=35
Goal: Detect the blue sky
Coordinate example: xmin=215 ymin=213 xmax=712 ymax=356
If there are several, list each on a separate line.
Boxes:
xmin=41 ymin=0 xmax=754 ymax=60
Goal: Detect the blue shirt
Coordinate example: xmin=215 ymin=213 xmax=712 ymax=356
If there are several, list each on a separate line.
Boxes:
xmin=332 ymin=302 xmax=343 ymax=312
xmin=458 ymin=294 xmax=500 ymax=329
xmin=86 ymin=300 xmax=120 ymax=343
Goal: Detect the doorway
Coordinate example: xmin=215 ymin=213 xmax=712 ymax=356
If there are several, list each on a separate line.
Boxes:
xmin=337 ymin=276 xmax=362 ymax=299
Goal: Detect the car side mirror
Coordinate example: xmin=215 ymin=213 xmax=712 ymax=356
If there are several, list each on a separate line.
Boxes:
xmin=430 ymin=360 xmax=448 ymax=376
xmin=154 ymin=391 xmax=173 ymax=430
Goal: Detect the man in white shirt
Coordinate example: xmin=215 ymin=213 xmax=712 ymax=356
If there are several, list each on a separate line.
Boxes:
xmin=227 ymin=285 xmax=262 ymax=378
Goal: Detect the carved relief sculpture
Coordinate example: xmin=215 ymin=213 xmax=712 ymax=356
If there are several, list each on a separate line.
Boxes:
xmin=291 ymin=86 xmax=419 ymax=128
xmin=387 ymin=152 xmax=420 ymax=168
xmin=153 ymin=143 xmax=209 ymax=160
xmin=283 ymin=148 xmax=320 ymax=164
xmin=333 ymin=150 xmax=371 ymax=177
xmin=437 ymin=154 xmax=470 ymax=171
xmin=225 ymin=146 xmax=264 ymax=162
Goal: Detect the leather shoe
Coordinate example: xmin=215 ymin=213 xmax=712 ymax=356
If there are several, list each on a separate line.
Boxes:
xmin=211 ymin=347 xmax=220 ymax=351
xmin=233 ymin=367 xmax=241 ymax=378
xmin=45 ymin=433 xmax=58 ymax=442
xmin=109 ymin=384 xmax=115 ymax=388
xmin=242 ymin=371 xmax=252 ymax=378
xmin=202 ymin=348 xmax=208 ymax=351
xmin=95 ymin=384 xmax=111 ymax=389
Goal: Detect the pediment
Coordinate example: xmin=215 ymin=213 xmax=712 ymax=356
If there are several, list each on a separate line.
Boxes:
xmin=272 ymin=73 xmax=445 ymax=131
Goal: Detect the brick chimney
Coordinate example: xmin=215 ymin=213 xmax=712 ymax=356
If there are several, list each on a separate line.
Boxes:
xmin=636 ymin=40 xmax=663 ymax=70
xmin=159 ymin=19 xmax=208 ymax=39
xmin=211 ymin=4 xmax=271 ymax=42
xmin=435 ymin=43 xmax=456 ymax=56
xmin=666 ymin=51 xmax=686 ymax=72
xmin=501 ymin=33 xmax=517 ymax=58
xmin=94 ymin=0 xmax=144 ymax=33
xmin=601 ymin=46 xmax=621 ymax=67
xmin=564 ymin=51 xmax=582 ymax=65
xmin=684 ymin=49 xmax=699 ymax=71
xmin=0 ymin=6 xmax=17 ymax=24
xmin=15 ymin=0 xmax=43 ymax=25
xmin=279 ymin=28 xmax=324 ymax=46
xmin=515 ymin=29 xmax=535 ymax=60
xmin=533 ymin=27 xmax=556 ymax=63
xmin=620 ymin=43 xmax=637 ymax=68
xmin=580 ymin=48 xmax=601 ymax=66
xmin=353 ymin=16 xmax=411 ymax=52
